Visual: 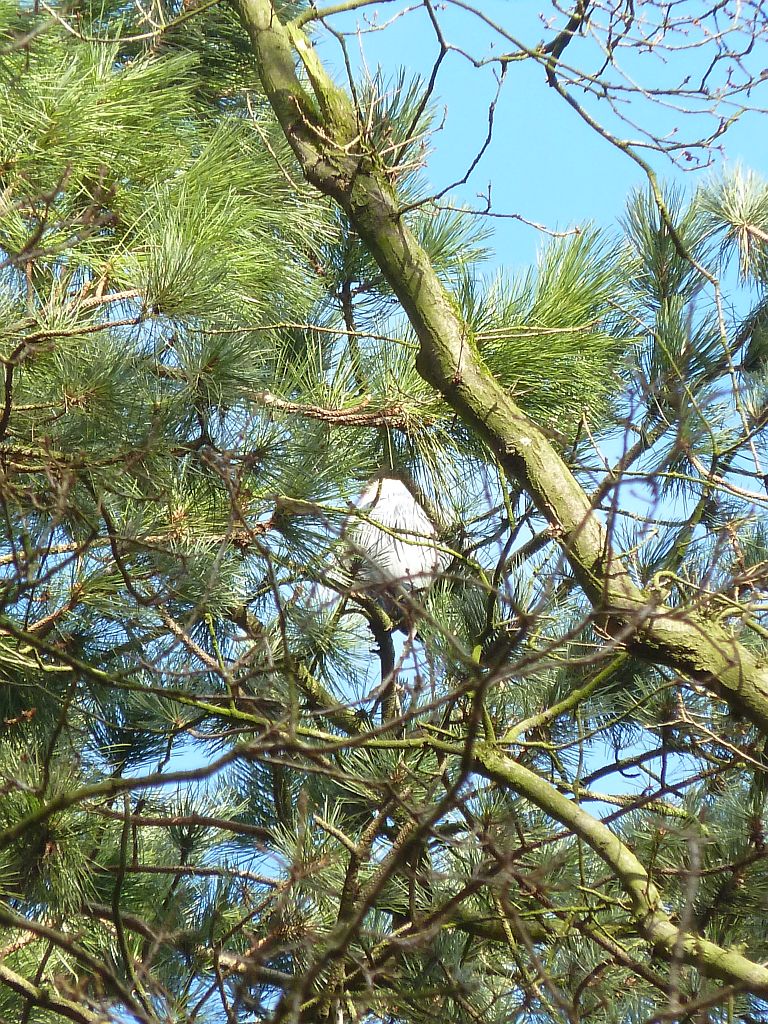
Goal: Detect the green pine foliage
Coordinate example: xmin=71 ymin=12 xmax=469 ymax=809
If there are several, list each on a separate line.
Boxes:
xmin=0 ymin=3 xmax=768 ymax=1023
xmin=461 ymin=228 xmax=636 ymax=431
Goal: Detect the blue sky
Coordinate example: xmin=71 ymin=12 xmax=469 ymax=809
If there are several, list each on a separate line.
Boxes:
xmin=316 ymin=0 xmax=768 ymax=271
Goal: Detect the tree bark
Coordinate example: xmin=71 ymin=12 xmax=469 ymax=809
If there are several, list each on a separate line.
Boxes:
xmin=236 ymin=0 xmax=768 ymax=734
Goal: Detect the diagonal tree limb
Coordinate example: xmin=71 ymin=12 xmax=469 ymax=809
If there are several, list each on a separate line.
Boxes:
xmin=473 ymin=742 xmax=768 ymax=994
xmin=234 ymin=4 xmax=768 ymax=727
xmin=0 ymin=962 xmax=102 ymax=1024
xmin=235 ymin=0 xmax=768 ymax=735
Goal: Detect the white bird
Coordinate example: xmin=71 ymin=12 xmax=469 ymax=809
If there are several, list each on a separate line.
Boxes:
xmin=345 ymin=477 xmax=450 ymax=592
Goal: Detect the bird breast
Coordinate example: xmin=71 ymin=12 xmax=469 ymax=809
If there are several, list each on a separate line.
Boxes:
xmin=346 ymin=478 xmax=449 ymax=590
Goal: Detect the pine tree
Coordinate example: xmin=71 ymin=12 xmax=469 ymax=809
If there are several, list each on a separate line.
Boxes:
xmin=3 ymin=2 xmax=768 ymax=1023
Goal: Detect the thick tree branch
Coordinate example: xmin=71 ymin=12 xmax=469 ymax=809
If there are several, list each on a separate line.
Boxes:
xmin=473 ymin=743 xmax=768 ymax=994
xmin=235 ymin=0 xmax=768 ymax=735
xmin=0 ymin=962 xmax=101 ymax=1024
